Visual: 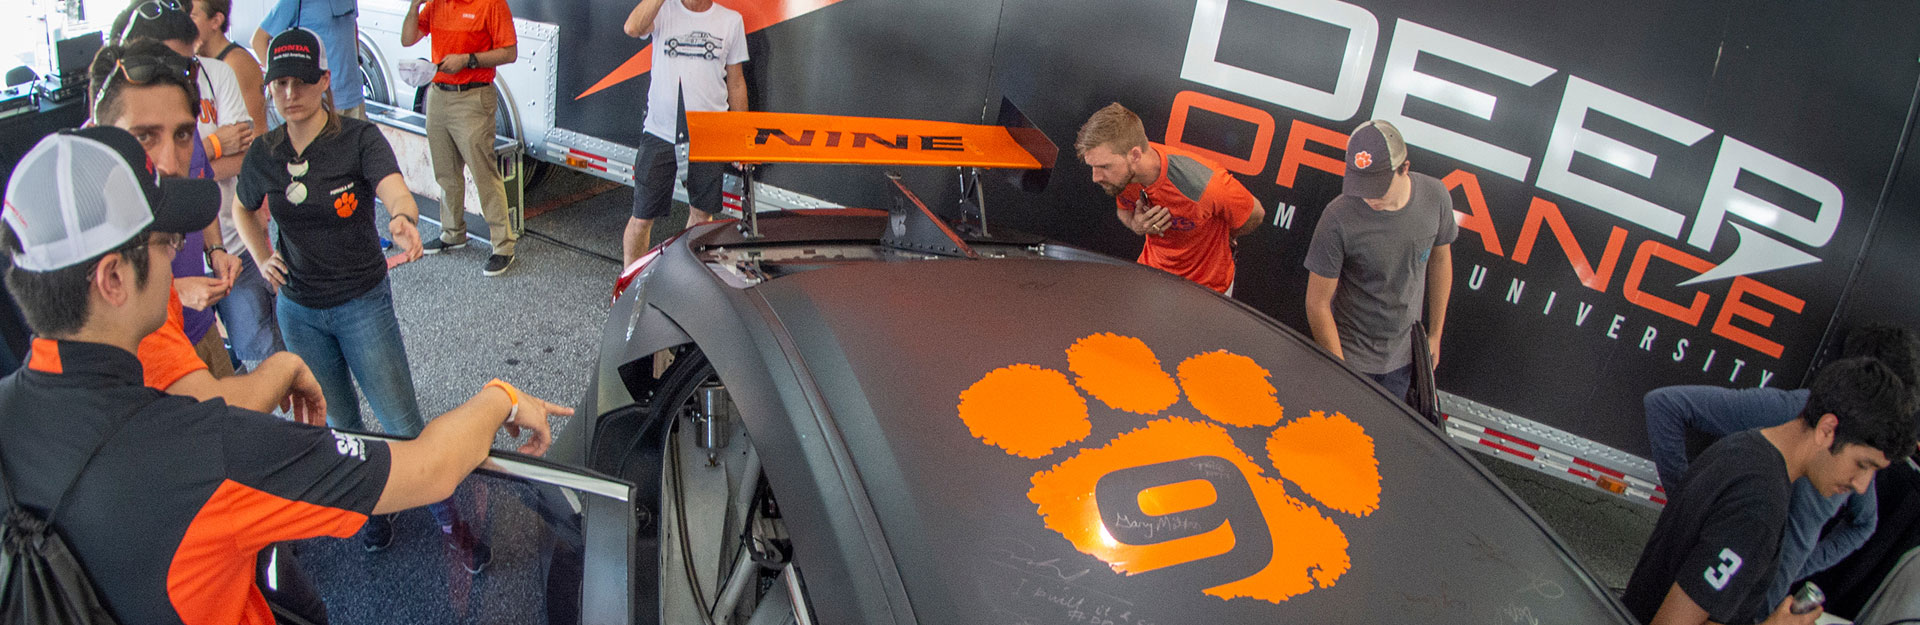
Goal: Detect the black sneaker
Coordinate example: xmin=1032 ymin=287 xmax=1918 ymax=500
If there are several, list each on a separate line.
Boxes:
xmin=422 ymin=238 xmax=469 ymax=255
xmin=361 ymin=514 xmax=395 ymax=552
xmin=483 ymin=254 xmax=514 ymax=277
xmin=443 ymin=521 xmax=492 ymax=574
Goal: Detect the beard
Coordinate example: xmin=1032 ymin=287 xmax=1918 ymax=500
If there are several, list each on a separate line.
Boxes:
xmin=1098 ymin=181 xmax=1124 ymax=197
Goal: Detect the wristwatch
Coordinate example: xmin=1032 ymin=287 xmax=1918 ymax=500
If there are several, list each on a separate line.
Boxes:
xmin=466 ymin=54 xmax=479 ymax=69
xmin=204 ymin=245 xmax=226 ymax=259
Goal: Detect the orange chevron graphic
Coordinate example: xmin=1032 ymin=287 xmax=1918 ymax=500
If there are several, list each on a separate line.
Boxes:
xmin=575 ymin=0 xmax=847 ymax=100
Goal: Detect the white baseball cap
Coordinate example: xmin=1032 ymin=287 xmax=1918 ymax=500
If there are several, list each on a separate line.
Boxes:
xmin=3 ymin=127 xmax=218 ymax=271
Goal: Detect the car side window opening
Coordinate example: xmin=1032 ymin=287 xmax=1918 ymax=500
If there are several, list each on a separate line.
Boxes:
xmin=651 ymin=347 xmax=804 ymax=625
xmin=284 ymin=445 xmax=617 ymax=625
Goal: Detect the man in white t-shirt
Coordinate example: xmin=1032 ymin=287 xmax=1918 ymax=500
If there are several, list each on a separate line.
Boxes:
xmin=620 ymin=0 xmax=749 ymax=267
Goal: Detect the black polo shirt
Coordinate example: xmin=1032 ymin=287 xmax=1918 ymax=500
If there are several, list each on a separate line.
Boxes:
xmin=0 ymin=339 xmax=391 ymax=625
xmin=236 ymin=117 xmax=401 ymax=309
xmin=1623 ymin=430 xmax=1791 ymax=624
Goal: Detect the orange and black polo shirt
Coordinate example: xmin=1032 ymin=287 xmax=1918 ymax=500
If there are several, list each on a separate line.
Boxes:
xmin=0 ymin=339 xmax=391 ymax=625
xmin=1113 ymin=142 xmax=1260 ymax=294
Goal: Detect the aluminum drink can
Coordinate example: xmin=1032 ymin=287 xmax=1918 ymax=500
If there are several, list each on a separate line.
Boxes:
xmin=1790 ymin=581 xmax=1826 ymax=615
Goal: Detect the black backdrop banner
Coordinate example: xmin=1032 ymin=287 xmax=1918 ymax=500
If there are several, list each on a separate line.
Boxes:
xmin=524 ymin=0 xmax=1920 ymax=457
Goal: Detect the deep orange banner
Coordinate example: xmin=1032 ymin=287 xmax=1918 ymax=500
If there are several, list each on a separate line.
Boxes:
xmin=685 ymin=111 xmax=1045 ymax=169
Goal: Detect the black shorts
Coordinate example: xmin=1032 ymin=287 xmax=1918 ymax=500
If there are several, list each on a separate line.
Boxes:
xmin=631 ymin=133 xmax=725 ymax=220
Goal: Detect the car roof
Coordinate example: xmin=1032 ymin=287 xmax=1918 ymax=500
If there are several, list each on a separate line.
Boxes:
xmin=729 ymin=238 xmax=1633 ymax=624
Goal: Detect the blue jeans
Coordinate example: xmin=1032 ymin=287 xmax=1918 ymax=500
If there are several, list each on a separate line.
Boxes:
xmin=214 ymin=252 xmax=285 ymax=362
xmin=276 ymin=277 xmax=426 ymax=435
xmin=1366 ymin=364 xmax=1413 ymax=403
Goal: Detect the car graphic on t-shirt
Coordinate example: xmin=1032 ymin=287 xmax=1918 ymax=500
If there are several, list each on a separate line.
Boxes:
xmin=664 ymin=32 xmax=722 ymax=60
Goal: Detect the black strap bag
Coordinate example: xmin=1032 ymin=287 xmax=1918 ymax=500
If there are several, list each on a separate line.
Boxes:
xmin=0 ymin=404 xmax=140 ymax=625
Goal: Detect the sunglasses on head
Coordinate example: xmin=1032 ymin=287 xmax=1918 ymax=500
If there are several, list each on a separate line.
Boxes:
xmin=91 ymin=53 xmax=196 ymax=120
xmin=119 ymin=0 xmax=186 ymax=43
xmin=115 ymin=54 xmax=193 ymax=85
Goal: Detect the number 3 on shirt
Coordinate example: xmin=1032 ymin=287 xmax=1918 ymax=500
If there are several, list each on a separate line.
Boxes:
xmin=1703 ymin=548 xmax=1744 ymax=590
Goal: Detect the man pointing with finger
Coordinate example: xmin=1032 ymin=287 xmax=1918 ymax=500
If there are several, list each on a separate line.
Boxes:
xmin=0 ymin=127 xmax=572 ymax=625
xmin=1076 ymin=102 xmax=1264 ymax=295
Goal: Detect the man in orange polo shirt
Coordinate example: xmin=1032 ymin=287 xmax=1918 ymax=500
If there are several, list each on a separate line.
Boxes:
xmin=1076 ymin=103 xmax=1265 ymax=294
xmin=402 ymin=0 xmax=520 ymax=276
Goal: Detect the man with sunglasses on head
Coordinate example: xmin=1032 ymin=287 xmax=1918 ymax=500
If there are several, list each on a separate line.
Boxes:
xmin=0 ymin=126 xmax=569 ymax=625
xmin=126 ymin=0 xmax=288 ymax=375
xmin=114 ymin=0 xmax=263 ymax=377
xmin=89 ymin=39 xmax=328 ymax=422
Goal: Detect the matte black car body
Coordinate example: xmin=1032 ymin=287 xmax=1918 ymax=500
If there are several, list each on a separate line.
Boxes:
xmin=558 ymin=208 xmax=1636 ymax=624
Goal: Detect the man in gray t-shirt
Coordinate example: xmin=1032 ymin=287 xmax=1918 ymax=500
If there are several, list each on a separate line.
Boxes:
xmin=1304 ymin=120 xmax=1457 ymax=401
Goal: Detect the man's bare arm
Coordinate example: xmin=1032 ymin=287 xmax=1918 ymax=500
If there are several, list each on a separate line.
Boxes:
xmin=726 ymin=62 xmax=747 ymax=112
xmin=1233 ymin=202 xmax=1265 ymax=237
xmin=1648 ymin=583 xmax=1818 ymax=625
xmin=624 ymin=0 xmax=669 ymax=37
xmin=474 ymin=45 xmax=517 ymax=67
xmin=1115 ymin=208 xmax=1143 ymax=235
xmin=1305 ymin=273 xmax=1343 ymax=360
xmin=223 ymin=55 xmax=268 ymax=129
xmin=375 ymin=385 xmax=570 ymax=514
xmin=165 ymin=351 xmax=313 ymax=414
xmin=251 ymin=29 xmax=271 ymax=62
xmin=1424 ymin=244 xmax=1452 ymax=368
xmin=401 ymin=0 xmax=427 ymax=47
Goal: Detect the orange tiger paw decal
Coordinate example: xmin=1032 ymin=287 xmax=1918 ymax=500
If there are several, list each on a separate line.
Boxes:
xmin=957 ymin=333 xmax=1381 ymax=603
xmin=334 ymin=192 xmax=359 ymax=218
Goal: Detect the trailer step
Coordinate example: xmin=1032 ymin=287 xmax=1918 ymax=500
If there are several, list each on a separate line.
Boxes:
xmin=1440 ymin=392 xmax=1666 ymax=508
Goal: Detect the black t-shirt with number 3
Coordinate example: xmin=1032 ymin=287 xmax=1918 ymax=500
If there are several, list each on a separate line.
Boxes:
xmin=1624 ymin=429 xmax=1792 ymax=624
xmin=237 ymin=117 xmax=400 ymax=309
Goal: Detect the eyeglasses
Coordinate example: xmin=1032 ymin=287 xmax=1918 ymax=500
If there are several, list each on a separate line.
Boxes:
xmin=286 ymin=160 xmax=310 ymax=205
xmin=118 ymin=0 xmax=186 ymax=44
xmin=91 ymin=53 xmax=196 ymax=120
xmin=148 ymin=232 xmax=185 ymax=254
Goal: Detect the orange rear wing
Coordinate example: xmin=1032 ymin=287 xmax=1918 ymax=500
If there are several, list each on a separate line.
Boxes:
xmin=684 ymin=111 xmax=1055 ymax=171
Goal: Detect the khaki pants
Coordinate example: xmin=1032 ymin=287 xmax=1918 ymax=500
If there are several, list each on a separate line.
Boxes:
xmin=425 ymin=84 xmax=515 ymax=256
xmin=193 ymin=327 xmax=235 ymax=379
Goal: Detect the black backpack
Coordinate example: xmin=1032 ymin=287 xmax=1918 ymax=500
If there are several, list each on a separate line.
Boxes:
xmin=0 ymin=406 xmax=137 ymax=625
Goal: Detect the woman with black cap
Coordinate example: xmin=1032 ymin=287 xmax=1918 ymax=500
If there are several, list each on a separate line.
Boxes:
xmin=235 ymin=28 xmax=488 ymax=569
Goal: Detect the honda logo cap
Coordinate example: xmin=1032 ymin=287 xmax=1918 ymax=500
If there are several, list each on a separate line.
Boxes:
xmin=2 ymin=127 xmax=218 ymax=271
xmin=1343 ymin=120 xmax=1407 ymax=199
xmin=264 ymin=27 xmax=328 ymax=84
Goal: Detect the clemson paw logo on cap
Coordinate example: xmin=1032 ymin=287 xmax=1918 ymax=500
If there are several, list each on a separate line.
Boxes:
xmin=956 ymin=333 xmax=1381 ymax=603
xmin=1353 ymin=151 xmax=1373 ymax=170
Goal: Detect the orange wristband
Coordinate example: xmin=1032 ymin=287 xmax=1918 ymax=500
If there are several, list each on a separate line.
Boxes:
xmin=207 ymin=134 xmax=223 ymax=160
xmin=484 ymin=378 xmax=520 ymax=425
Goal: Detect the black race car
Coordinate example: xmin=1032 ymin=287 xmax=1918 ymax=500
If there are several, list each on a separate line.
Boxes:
xmin=299 ymin=112 xmax=1635 ymax=625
